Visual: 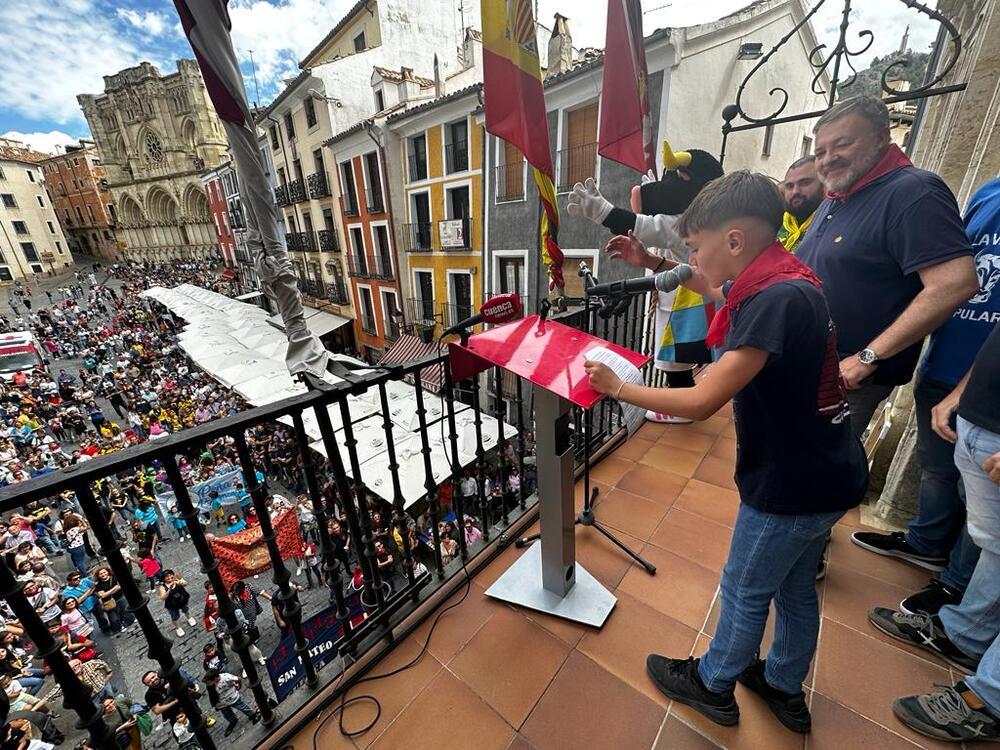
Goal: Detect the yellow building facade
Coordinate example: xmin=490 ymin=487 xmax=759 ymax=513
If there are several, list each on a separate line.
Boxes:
xmin=386 ymin=85 xmax=483 ymax=335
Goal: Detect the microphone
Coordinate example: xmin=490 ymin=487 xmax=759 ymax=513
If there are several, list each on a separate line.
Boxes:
xmin=585 ymin=264 xmax=694 ymax=298
xmin=442 ymin=293 xmax=522 ymax=337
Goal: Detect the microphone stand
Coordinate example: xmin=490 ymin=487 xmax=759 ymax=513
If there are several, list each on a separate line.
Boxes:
xmin=518 ymin=266 xmax=656 ymax=576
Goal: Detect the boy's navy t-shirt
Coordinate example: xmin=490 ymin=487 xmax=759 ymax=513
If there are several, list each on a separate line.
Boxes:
xmin=727 ymin=280 xmax=869 ymax=514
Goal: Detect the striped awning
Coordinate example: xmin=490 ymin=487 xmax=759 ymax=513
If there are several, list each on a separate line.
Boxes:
xmin=378 ymin=333 xmax=445 ymax=393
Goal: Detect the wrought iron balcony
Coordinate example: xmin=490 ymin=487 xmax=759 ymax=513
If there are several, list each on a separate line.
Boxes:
xmin=340 ymin=195 xmax=360 ymax=217
xmin=317 ymin=228 xmax=340 ymax=252
xmin=328 ymin=283 xmax=350 ymax=305
xmin=441 ymin=301 xmax=475 ymax=329
xmin=287 ymin=178 xmax=308 ymax=204
xmin=307 ymin=171 xmax=330 ymax=198
xmin=407 ymin=296 xmax=439 ymax=325
xmin=298 ymin=276 xmax=325 ymax=298
xmin=556 ymin=142 xmax=598 ymax=192
xmin=404 ymin=221 xmax=433 ymax=252
xmin=495 ymin=162 xmax=525 ymax=202
xmin=365 ymin=188 xmax=385 ymax=214
xmin=274 ymin=184 xmax=290 ymax=207
xmin=286 ymin=231 xmax=316 ymax=252
xmin=347 ymin=253 xmax=393 ymax=280
xmin=438 ymin=217 xmax=472 ymax=250
xmin=445 ymin=140 xmax=469 ymax=173
xmin=407 ymin=153 xmax=427 ymax=182
xmin=0 ymin=298 xmax=644 ymax=750
xmin=360 ymin=319 xmax=378 ymax=336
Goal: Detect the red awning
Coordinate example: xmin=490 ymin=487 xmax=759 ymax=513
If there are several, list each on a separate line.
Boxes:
xmin=221 ymin=268 xmax=237 ymax=280
xmin=377 ymin=333 xmax=444 ymax=393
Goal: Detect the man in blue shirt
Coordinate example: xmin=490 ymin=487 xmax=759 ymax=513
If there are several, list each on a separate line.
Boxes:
xmin=852 ymin=177 xmax=1000 ymax=613
xmin=62 ymin=571 xmax=109 ymax=633
xmin=796 ymin=96 xmax=979 ymax=439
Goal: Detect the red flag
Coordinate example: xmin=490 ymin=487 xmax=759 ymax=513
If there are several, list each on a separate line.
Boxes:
xmin=598 ymin=0 xmax=655 ymax=175
xmin=210 ymin=510 xmax=303 ymax=588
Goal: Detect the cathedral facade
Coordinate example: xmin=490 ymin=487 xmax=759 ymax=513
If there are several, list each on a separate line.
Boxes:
xmin=78 ymin=60 xmax=229 ymax=262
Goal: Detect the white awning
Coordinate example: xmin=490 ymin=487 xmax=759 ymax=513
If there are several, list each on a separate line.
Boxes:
xmin=267 ymin=309 xmax=350 ymax=338
xmin=236 ymin=291 xmax=265 ymax=301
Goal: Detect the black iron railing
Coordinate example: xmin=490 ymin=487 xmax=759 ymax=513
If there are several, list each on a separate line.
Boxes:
xmin=0 ymin=295 xmax=651 ymax=750
xmin=445 ymin=140 xmax=469 ymax=173
xmin=340 ymin=195 xmax=359 ymax=217
xmin=307 ymin=171 xmax=331 ymax=199
xmin=404 ymin=221 xmax=433 ymax=252
xmin=287 ymin=231 xmax=316 ymax=252
xmin=298 ymin=277 xmax=325 ymax=298
xmin=328 ymin=283 xmax=350 ymax=305
xmin=365 ymin=188 xmax=385 ymax=214
xmin=407 ymin=153 xmax=427 ymax=182
xmin=441 ymin=301 xmax=474 ymax=329
xmin=317 ymin=228 xmax=340 ymax=252
xmin=287 ymin=178 xmax=308 ymax=204
xmin=347 ymin=253 xmax=393 ymax=280
xmin=495 ymin=162 xmax=525 ymax=202
xmin=438 ymin=217 xmax=472 ymax=250
xmin=557 ymin=142 xmax=598 ymax=192
xmin=407 ymin=296 xmax=438 ymax=325
xmin=274 ymin=184 xmax=290 ymax=207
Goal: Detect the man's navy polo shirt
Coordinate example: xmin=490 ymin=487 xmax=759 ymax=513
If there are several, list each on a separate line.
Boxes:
xmin=797 ymin=166 xmax=972 ymax=385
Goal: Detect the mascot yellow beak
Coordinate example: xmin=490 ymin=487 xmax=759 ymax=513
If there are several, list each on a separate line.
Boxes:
xmin=662 ymin=140 xmax=692 ymax=170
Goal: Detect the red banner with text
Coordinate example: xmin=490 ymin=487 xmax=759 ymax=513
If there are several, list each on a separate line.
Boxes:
xmin=211 ymin=510 xmax=303 ymax=588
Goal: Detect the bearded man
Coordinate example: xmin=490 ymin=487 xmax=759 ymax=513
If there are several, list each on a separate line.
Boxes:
xmin=778 ymin=155 xmax=824 ymax=253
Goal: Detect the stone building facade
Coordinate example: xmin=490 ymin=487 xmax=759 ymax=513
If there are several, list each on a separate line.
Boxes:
xmin=38 ymin=140 xmax=118 ymax=260
xmin=0 ymin=139 xmax=75 ymax=281
xmin=77 ymin=61 xmax=229 ymax=262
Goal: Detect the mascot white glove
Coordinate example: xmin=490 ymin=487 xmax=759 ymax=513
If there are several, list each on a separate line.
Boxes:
xmin=566 ymin=177 xmax=613 ymax=224
xmin=640 ymin=168 xmax=657 ymax=185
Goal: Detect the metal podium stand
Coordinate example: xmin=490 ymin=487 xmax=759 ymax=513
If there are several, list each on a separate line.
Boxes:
xmin=450 ymin=315 xmax=648 ymax=627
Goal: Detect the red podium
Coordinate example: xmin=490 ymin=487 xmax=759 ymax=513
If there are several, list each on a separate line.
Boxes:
xmin=451 ymin=314 xmax=648 ymax=626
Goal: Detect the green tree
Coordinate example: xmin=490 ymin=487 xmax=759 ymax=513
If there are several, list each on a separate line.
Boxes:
xmin=836 ymin=50 xmax=930 ymax=100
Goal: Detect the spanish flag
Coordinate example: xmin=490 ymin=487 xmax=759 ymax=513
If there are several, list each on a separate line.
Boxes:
xmin=482 ymin=0 xmax=563 ymax=290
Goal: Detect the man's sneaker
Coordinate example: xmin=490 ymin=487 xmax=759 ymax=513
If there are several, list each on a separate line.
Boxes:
xmin=645 ymin=411 xmax=692 ymax=425
xmin=737 ymin=659 xmax=811 ymax=733
xmin=893 ymin=682 xmax=1000 ymax=742
xmin=867 ymin=608 xmax=979 ymax=673
xmin=850 ymin=531 xmax=947 ymax=571
xmin=250 ymin=712 xmax=261 ymax=725
xmin=646 ymin=655 xmax=739 ymax=726
xmin=900 ymin=579 xmax=964 ymax=616
xmin=186 ymin=615 xmax=197 ymax=627
xmin=223 ymin=722 xmax=238 ymax=738
xmin=175 ymin=626 xmax=185 ymax=637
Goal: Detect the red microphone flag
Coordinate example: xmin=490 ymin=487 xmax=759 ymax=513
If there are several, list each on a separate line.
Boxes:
xmin=598 ymin=0 xmax=656 ymax=175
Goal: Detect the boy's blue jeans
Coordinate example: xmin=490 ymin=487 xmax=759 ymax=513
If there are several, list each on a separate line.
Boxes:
xmin=941 ymin=417 xmax=1000 ymax=715
xmin=699 ymin=503 xmax=845 ymax=695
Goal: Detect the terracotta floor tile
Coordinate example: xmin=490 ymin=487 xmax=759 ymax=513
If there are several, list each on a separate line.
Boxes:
xmin=650 ymin=508 xmax=733 ymax=573
xmin=343 ymin=637 xmax=445 ymax=748
xmin=716 ymin=400 xmax=734 ymax=418
xmin=368 ymin=669 xmax=514 ymax=750
xmin=686 ymin=415 xmax=731 ymax=437
xmin=641 ymin=442 xmax=710 ymax=478
xmin=693 ymin=455 xmax=738 ymax=491
xmin=520 ymin=604 xmax=590 ymax=649
xmin=410 ymin=578 xmax=501 ymax=664
xmin=722 ymin=421 xmax=737 ymax=439
xmin=637 ymin=420 xmax=671 ymax=442
xmin=618 ymin=544 xmax=719 ymax=630
xmin=673 ymin=479 xmax=741 ymax=528
xmin=655 ymin=425 xmax=718 ymax=454
xmin=574 ymin=523 xmax=649 ymax=590
xmin=826 ymin=526 xmax=930 ymax=591
xmin=589 ymin=455 xmax=635 ymax=486
xmin=812 ymin=619 xmax=954 ymax=750
xmin=579 ymin=589 xmax=699 ymax=707
xmin=576 ymin=479 xmax=610 ymax=512
xmin=521 ymin=651 xmax=665 ymax=750
xmin=709 ymin=436 xmax=738 ymax=463
xmin=821 ymin=565 xmax=916 ymax=644
xmin=616 ymin=463 xmax=689 ymax=505
xmin=449 ymin=605 xmax=572 ymax=727
xmin=653 ymin=716 xmax=722 ymax=749
xmin=589 ymin=486 xmax=671 ymax=541
xmin=615 ymin=436 xmax=656 ymax=461
xmin=288 ymin=711 xmax=358 ymax=750
xmin=506 ymin=735 xmax=538 ymax=750
xmin=807 ymin=693 xmax=926 ymax=750
xmin=476 ymin=537 xmax=531 ymax=590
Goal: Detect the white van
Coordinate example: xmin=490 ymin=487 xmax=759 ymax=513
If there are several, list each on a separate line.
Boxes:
xmin=0 ymin=331 xmax=47 ymax=381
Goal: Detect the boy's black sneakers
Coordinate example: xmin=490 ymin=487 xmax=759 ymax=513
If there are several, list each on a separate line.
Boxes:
xmin=646 ymin=655 xmax=739 ymax=726
xmin=867 ymin=608 xmax=979 ymax=673
xmin=893 ymin=682 xmax=1000 ymax=742
xmin=900 ymin=579 xmax=963 ymax=616
xmin=737 ymin=659 xmax=811 ymax=733
xmin=850 ymin=531 xmax=947 ymax=571
xmin=223 ymin=722 xmax=238 ymax=737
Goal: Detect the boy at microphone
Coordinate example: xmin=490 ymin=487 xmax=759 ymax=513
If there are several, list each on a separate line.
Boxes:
xmin=584 ymin=171 xmax=868 ymax=733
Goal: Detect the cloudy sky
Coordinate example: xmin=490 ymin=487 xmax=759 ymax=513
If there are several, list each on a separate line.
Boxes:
xmin=0 ymin=0 xmax=941 ymax=154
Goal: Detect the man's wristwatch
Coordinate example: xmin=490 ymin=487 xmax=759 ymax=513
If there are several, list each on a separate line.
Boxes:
xmin=858 ymin=348 xmax=880 ymax=366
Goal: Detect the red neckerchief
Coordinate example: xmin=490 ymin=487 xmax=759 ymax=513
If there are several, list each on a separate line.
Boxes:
xmin=826 ymin=143 xmax=913 ymax=201
xmin=705 ymin=242 xmax=822 ymax=348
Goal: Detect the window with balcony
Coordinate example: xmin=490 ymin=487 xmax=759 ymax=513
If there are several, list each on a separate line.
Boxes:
xmin=449 ymin=272 xmax=473 ymax=328
xmin=496 ymin=141 xmax=525 ymax=202
xmin=441 ymin=185 xmax=471 ymax=249
xmin=269 ymin=126 xmax=279 ymax=150
xmin=340 ymin=162 xmax=359 ymax=215
xmin=499 ymin=257 xmax=524 ymax=297
xmin=381 ymin=290 xmax=401 ymax=341
xmin=359 ymin=286 xmax=377 ymax=334
xmin=372 ymin=224 xmax=392 ymax=277
xmin=304 ymin=96 xmax=317 ymax=128
xmin=407 ymin=134 xmax=427 ymax=182
xmin=349 ymin=226 xmax=367 ymax=275
xmin=558 ymin=102 xmax=598 ymax=191
xmin=445 ymin=119 xmax=469 ymax=174
xmin=12 ymin=221 xmax=28 ymax=235
xmin=407 ymin=192 xmax=432 ymax=251
xmin=414 ymin=270 xmax=434 ymax=322
xmin=283 ymin=112 xmax=295 ymax=141
xmin=363 ymin=152 xmax=384 ymax=213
